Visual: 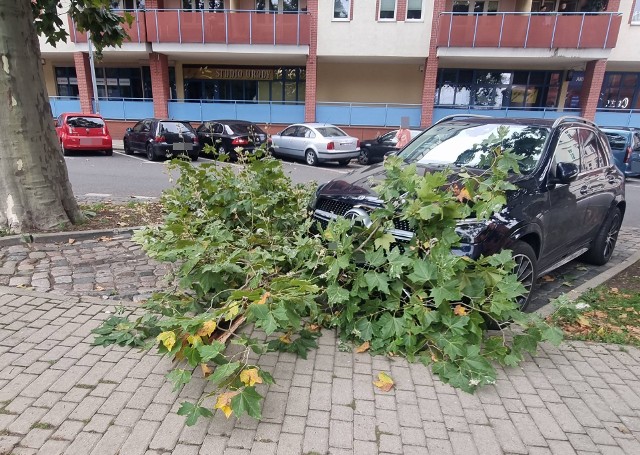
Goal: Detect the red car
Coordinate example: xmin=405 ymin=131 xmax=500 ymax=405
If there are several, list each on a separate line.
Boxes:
xmin=56 ymin=113 xmax=113 ymax=156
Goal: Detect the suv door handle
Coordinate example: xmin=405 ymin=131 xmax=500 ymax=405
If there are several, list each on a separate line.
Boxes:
xmin=580 ymin=186 xmax=589 ymax=195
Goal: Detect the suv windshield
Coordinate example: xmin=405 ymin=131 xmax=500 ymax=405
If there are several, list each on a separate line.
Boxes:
xmin=160 ymin=122 xmax=194 ymax=134
xmin=398 ymin=122 xmax=550 ymax=174
xmin=67 ymin=116 xmax=104 ymax=128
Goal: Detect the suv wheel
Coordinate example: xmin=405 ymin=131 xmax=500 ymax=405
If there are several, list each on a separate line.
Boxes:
xmin=305 ymin=149 xmax=318 ymax=166
xmin=123 ymin=140 xmax=133 ymax=155
xmin=511 ymin=241 xmax=537 ymax=311
xmin=582 ymin=207 xmax=622 ymax=266
xmin=146 ymin=143 xmax=157 ymax=161
xmin=358 ymin=148 xmax=370 ymax=165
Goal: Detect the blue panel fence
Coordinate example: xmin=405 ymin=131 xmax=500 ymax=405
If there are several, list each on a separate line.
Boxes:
xmin=168 ymin=100 xmax=305 ymax=124
xmin=49 ymin=97 xmax=81 ymax=117
xmin=316 ymin=103 xmax=422 ymax=128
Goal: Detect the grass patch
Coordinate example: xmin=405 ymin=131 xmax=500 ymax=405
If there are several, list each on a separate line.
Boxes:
xmin=31 ymin=422 xmax=55 ymax=430
xmin=75 ymin=384 xmax=96 ymax=389
xmin=549 ymin=287 xmax=640 ymax=346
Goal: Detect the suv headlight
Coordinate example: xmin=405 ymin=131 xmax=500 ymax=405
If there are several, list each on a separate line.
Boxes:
xmin=308 ymin=183 xmax=327 ymax=210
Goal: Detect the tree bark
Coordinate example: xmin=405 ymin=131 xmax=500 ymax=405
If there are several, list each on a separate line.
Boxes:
xmin=0 ymin=0 xmax=83 ymax=233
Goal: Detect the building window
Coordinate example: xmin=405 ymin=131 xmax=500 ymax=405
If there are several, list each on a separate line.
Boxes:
xmin=452 ymin=0 xmax=499 ymax=14
xmin=634 ymin=0 xmax=640 ymax=24
xmin=406 ymin=0 xmax=422 ymax=20
xmin=601 ymin=72 xmax=639 ymax=110
xmin=181 ymin=0 xmax=224 ymax=11
xmin=110 ymin=0 xmax=144 ymax=9
xmin=379 ymin=0 xmax=396 ymax=20
xmin=334 ymin=0 xmax=350 ymax=20
xmin=256 ymin=0 xmax=277 ymax=13
xmin=55 ymin=67 xmax=79 ymax=98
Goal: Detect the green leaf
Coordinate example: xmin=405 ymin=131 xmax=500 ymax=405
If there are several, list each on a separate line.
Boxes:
xmin=407 ymin=259 xmax=437 ymax=284
xmin=208 ymin=361 xmax=241 ymax=385
xmin=542 ymin=325 xmax=563 ymax=346
xmin=230 ymin=386 xmax=263 ymax=419
xmin=379 ymin=313 xmax=405 ymax=339
xmin=374 ymin=233 xmax=396 ymax=251
xmin=355 ymin=319 xmax=374 ymax=341
xmin=166 ymin=369 xmax=192 ymax=392
xmin=197 ymin=341 xmax=226 ymax=362
xmin=177 ymin=401 xmax=213 ymax=426
xmin=364 ymin=271 xmax=390 ymax=294
xmin=327 ymin=284 xmax=350 ymax=305
xmin=183 ymin=346 xmax=201 ymax=367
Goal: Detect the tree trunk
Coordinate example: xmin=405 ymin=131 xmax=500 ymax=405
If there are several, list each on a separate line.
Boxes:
xmin=0 ymin=0 xmax=84 ymax=233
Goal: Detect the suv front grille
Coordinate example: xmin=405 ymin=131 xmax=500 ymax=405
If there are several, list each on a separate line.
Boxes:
xmin=316 ymin=198 xmax=354 ymax=216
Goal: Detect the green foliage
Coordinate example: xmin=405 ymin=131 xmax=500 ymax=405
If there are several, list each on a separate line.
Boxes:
xmin=93 ymin=138 xmax=561 ymax=425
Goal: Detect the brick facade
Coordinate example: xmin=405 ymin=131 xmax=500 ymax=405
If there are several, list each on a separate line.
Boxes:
xmin=397 ymin=0 xmax=407 ymax=21
xmin=149 ymin=52 xmax=170 ymax=119
xmin=607 ymin=0 xmax=621 ymax=11
xmin=73 ymin=52 xmax=94 ymax=114
xmin=580 ymin=59 xmax=607 ymax=121
xmin=304 ymin=0 xmax=318 ymax=123
xmin=420 ymin=0 xmax=446 ymax=127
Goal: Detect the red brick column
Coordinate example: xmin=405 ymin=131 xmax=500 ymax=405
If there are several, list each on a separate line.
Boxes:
xmin=149 ymin=52 xmax=170 ymax=118
xmin=73 ymin=52 xmax=94 ymax=114
xmin=304 ymin=0 xmax=318 ymax=123
xmin=397 ymin=0 xmax=407 ymax=21
xmin=420 ymin=0 xmax=446 ymax=127
xmin=580 ymin=59 xmax=607 ymax=121
xmin=607 ymin=0 xmax=621 ymax=11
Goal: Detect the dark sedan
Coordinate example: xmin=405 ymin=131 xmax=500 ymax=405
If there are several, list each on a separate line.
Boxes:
xmin=358 ymin=129 xmax=422 ymax=165
xmin=196 ymin=120 xmax=267 ymax=161
xmin=123 ymin=119 xmax=200 ymax=161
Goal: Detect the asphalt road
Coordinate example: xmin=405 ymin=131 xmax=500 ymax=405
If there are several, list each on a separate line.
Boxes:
xmin=64 ymin=151 xmax=640 ymax=229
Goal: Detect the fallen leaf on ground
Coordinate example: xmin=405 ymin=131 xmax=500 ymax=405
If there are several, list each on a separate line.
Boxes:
xmin=355 ymin=341 xmax=370 ymax=353
xmin=576 ymin=266 xmax=589 ymax=271
xmin=68 ymin=238 xmax=76 ymax=244
xmin=577 ymin=316 xmax=591 ymax=328
xmin=542 ymin=275 xmax=555 ymax=282
xmin=279 ymin=334 xmax=292 ymax=344
xmin=95 ymin=285 xmax=105 ymax=291
xmin=610 ymin=287 xmax=620 ymax=294
xmin=373 ymin=372 xmax=394 ymax=392
xmin=200 ymin=363 xmax=212 ymax=377
xmin=240 ymin=368 xmax=263 ymax=387
xmin=98 ymin=236 xmax=112 ymax=242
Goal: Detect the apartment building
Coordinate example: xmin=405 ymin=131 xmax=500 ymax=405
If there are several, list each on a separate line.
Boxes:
xmin=40 ymin=0 xmax=640 ymax=137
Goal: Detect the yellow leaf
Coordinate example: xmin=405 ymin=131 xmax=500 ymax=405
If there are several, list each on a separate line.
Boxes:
xmin=542 ymin=275 xmax=555 ymax=282
xmin=156 ymin=331 xmax=176 ymax=351
xmin=279 ymin=334 xmax=292 ymax=344
xmin=577 ymin=316 xmax=591 ymax=328
xmin=187 ymin=335 xmax=202 ymax=346
xmin=611 ymin=287 xmax=619 ymax=295
xmin=597 ymin=327 xmax=606 ymax=336
xmin=257 ymin=292 xmax=271 ymax=305
xmin=456 ymin=187 xmax=471 ymax=203
xmin=225 ymin=304 xmax=240 ymax=321
xmin=240 ymin=368 xmax=263 ymax=387
xmin=373 ymin=372 xmax=394 ymax=392
xmin=214 ymin=391 xmax=239 ymax=419
xmin=308 ymin=324 xmax=321 ymax=332
xmin=95 ymin=285 xmax=105 ymax=291
xmin=197 ymin=320 xmax=217 ymax=337
xmin=68 ymin=238 xmax=76 ymax=244
xmin=355 ymin=341 xmax=370 ymax=353
xmin=453 ymin=305 xmax=467 ymax=316
xmin=201 ymin=363 xmax=213 ymax=377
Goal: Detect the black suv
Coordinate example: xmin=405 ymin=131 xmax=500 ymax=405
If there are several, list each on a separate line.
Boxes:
xmin=123 ymin=119 xmax=200 ymax=161
xmin=310 ymin=116 xmax=625 ymax=309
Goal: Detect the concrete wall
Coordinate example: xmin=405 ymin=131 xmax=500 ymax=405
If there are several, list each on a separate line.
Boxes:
xmin=316 ymin=0 xmax=431 ymax=58
xmin=607 ymin=0 xmax=640 ymax=67
xmin=316 ymin=62 xmax=424 ymax=104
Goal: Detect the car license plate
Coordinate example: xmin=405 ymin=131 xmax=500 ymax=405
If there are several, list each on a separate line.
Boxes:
xmin=173 ymin=143 xmax=193 ymax=151
xmin=79 ymin=138 xmax=101 ymax=145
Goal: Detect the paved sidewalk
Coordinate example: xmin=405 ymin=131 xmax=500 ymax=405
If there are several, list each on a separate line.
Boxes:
xmin=1 ymin=286 xmax=640 ymax=455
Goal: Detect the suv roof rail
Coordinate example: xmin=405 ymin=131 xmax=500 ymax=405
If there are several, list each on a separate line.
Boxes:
xmin=432 ymin=114 xmax=492 ymax=126
xmin=551 ymin=116 xmax=598 ymax=129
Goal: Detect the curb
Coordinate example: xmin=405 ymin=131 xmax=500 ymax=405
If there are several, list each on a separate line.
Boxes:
xmin=0 ymin=285 xmax=137 ymax=309
xmin=534 ymin=249 xmax=640 ymax=319
xmin=0 ymin=226 xmax=145 ymax=247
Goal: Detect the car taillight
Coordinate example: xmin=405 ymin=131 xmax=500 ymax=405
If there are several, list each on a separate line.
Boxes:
xmin=356 ymin=139 xmax=360 ymax=148
xmin=327 ymin=142 xmax=335 ymax=150
xmin=193 ymin=137 xmax=199 ymax=144
xmin=231 ymin=137 xmax=249 ymax=146
xmin=625 ymin=146 xmax=632 ymax=164
xmin=155 ymin=135 xmax=165 ymax=142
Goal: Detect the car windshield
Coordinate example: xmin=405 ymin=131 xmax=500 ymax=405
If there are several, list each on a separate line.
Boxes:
xmin=316 ymin=126 xmax=347 ymax=137
xmin=160 ymin=122 xmax=194 ymax=134
xmin=604 ymin=132 xmax=629 ymax=150
xmin=67 ymin=116 xmax=104 ymax=128
xmin=228 ymin=123 xmax=265 ymax=135
xmin=397 ymin=122 xmax=550 ymax=174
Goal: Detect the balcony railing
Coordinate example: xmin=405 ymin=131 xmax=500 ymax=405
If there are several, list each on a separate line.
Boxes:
xmin=316 ymin=102 xmax=422 ymax=128
xmin=49 ymin=97 xmax=81 ymax=117
xmin=94 ymin=98 xmax=154 ymax=120
xmin=168 ymin=99 xmax=305 ymax=124
xmin=438 ymin=12 xmax=622 ymax=49
xmin=69 ymin=9 xmax=147 ymax=44
xmin=145 ymin=9 xmax=310 ymax=45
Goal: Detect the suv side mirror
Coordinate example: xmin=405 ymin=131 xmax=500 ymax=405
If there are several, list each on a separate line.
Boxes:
xmin=556 ymin=162 xmax=579 ymax=184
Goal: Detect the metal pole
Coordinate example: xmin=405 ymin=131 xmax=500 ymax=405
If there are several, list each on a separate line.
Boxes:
xmin=87 ymin=30 xmax=100 ymax=114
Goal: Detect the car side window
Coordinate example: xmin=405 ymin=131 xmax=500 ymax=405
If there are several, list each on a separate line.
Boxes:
xmin=634 ymin=133 xmax=640 ymax=150
xmin=579 ymin=129 xmax=605 ymax=171
xmin=133 ymin=121 xmax=144 ymax=133
xmin=281 ymin=126 xmax=297 ymax=137
xmin=553 ymin=129 xmax=581 ymax=170
xmin=302 ymin=128 xmax=315 ymax=139
xmin=213 ymin=123 xmax=224 ymax=134
xmin=141 ymin=121 xmax=151 ymax=133
xmin=381 ymin=131 xmax=397 ymax=143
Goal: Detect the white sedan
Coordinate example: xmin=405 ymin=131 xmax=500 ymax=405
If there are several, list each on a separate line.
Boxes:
xmin=269 ymin=123 xmax=360 ymax=166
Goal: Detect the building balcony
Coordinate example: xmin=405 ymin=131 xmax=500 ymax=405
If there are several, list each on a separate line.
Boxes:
xmin=68 ymin=9 xmax=148 ymax=44
xmin=437 ymin=12 xmax=621 ymax=50
xmin=145 ymin=9 xmax=310 ymax=46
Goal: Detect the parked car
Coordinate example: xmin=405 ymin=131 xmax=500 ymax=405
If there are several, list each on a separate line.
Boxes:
xmin=55 ymin=113 xmax=112 ymax=156
xmin=269 ymin=123 xmax=360 ymax=166
xmin=601 ymin=126 xmax=640 ymax=177
xmin=123 ymin=119 xmax=200 ymax=161
xmin=196 ymin=120 xmax=267 ymax=161
xmin=358 ymin=129 xmax=423 ymax=165
xmin=309 ymin=115 xmax=625 ymax=310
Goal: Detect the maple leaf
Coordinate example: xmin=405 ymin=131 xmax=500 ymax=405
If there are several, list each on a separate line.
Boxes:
xmin=157 ymin=331 xmax=177 ymax=351
xmin=456 ymin=187 xmax=472 ymax=203
xmin=240 ymin=368 xmax=263 ymax=387
xmin=453 ymin=305 xmax=467 ymax=316
xmin=187 ymin=335 xmax=203 ymax=346
xmin=200 ymin=363 xmax=212 ymax=377
xmin=197 ymin=320 xmax=217 ymax=337
xmin=257 ymin=292 xmax=271 ymax=305
xmin=215 ymin=391 xmax=240 ymax=418
xmin=355 ymin=341 xmax=370 ymax=353
xmin=279 ymin=334 xmax=292 ymax=344
xmin=373 ymin=372 xmax=394 ymax=392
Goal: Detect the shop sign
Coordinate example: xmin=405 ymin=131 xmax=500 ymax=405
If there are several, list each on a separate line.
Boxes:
xmin=184 ymin=67 xmax=275 ymax=80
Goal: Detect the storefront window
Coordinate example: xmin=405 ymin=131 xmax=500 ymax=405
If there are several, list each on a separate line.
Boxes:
xmin=601 ymin=73 xmax=638 ymax=110
xmin=55 ymin=67 xmax=79 ymax=98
